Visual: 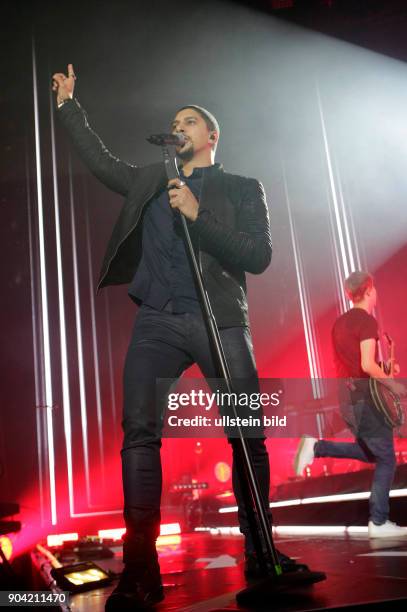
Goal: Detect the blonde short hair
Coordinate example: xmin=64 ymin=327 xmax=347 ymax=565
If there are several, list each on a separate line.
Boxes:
xmin=344 ymin=271 xmax=374 ymax=302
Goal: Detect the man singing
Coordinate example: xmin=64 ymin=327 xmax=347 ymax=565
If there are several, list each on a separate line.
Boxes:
xmin=294 ymin=271 xmax=407 ymax=538
xmin=52 ymin=64 xmax=309 ymax=610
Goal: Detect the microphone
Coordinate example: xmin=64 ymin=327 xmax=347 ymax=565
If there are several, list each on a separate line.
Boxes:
xmin=147 ymin=133 xmax=186 ymax=146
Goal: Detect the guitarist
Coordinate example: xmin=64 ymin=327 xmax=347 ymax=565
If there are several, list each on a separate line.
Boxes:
xmin=294 ymin=271 xmax=407 ymax=537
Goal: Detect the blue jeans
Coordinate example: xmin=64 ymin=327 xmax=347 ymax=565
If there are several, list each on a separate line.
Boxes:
xmin=121 ymin=304 xmax=270 ymax=562
xmin=314 ymin=399 xmax=396 ymax=525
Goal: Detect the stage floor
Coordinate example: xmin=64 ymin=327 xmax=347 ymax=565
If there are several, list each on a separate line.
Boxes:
xmin=69 ymin=531 xmax=407 ymax=611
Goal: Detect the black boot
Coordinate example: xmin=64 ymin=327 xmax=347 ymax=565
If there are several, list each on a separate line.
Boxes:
xmin=105 ymin=535 xmax=164 ymax=611
xmin=244 ymin=549 xmax=311 ymax=581
xmin=105 ymin=567 xmax=163 ymax=610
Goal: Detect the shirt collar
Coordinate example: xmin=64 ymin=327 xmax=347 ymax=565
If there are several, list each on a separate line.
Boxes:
xmin=179 ymin=162 xmax=222 ymax=179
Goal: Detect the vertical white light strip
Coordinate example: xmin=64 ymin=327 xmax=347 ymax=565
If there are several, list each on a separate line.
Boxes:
xmin=283 ymin=168 xmax=322 ymax=398
xmin=316 ymin=84 xmax=350 ymax=281
xmin=335 ymin=161 xmax=356 ymax=273
xmin=285 ymin=191 xmax=315 ymax=381
xmin=296 ymin=248 xmax=323 ymax=397
xmin=348 ymin=210 xmax=362 ymax=271
xmin=84 ymin=188 xmax=106 ymax=486
xmin=49 ymin=91 xmax=75 ymax=516
xmin=69 ymin=157 xmax=92 ymax=506
xmin=32 ymin=39 xmax=57 ymax=525
xmin=326 ymin=185 xmax=348 ymax=313
xmin=301 ymin=268 xmax=324 ymax=397
xmin=317 ymin=82 xmax=364 ymax=320
xmin=35 ymin=410 xmax=46 ymax=524
xmin=26 ymin=145 xmax=46 ymax=524
xmin=104 ymin=292 xmax=117 ymax=427
xmin=26 ymin=148 xmax=41 ymax=409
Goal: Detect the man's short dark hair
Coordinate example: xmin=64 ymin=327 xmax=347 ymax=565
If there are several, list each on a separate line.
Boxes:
xmin=177 ymin=105 xmax=220 ymax=136
xmin=344 ymin=271 xmax=374 ymax=303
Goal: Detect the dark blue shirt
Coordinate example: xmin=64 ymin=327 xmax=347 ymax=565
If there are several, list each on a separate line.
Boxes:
xmin=128 ymin=165 xmax=217 ymax=313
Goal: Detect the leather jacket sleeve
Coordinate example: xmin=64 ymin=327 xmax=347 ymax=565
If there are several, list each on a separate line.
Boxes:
xmin=190 ymin=178 xmax=272 ymax=274
xmin=57 ymin=99 xmax=136 ymax=196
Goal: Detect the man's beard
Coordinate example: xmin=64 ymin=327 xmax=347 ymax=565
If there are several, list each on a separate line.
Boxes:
xmin=176 ymin=142 xmax=194 ymax=162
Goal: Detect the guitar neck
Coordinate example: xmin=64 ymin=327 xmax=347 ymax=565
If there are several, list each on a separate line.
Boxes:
xmin=384 ymin=332 xmax=395 ymax=377
xmin=389 ymin=345 xmax=395 ymax=377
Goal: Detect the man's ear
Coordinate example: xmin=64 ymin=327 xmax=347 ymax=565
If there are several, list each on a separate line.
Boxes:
xmin=209 ymin=131 xmax=218 ymax=145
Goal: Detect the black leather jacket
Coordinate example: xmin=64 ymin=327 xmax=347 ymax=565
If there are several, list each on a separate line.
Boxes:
xmin=58 ymin=99 xmax=272 ymax=326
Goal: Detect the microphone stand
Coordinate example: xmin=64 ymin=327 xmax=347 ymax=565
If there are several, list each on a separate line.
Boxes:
xmin=152 ymin=142 xmax=326 ymax=603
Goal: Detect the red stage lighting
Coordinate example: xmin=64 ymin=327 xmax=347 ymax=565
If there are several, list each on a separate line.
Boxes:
xmin=0 ymin=536 xmax=13 ymax=561
xmin=215 ymin=461 xmax=231 ymax=483
xmin=159 ymin=522 xmax=181 ymax=536
xmin=47 ymin=533 xmax=79 ymax=547
xmin=98 ymin=528 xmax=125 ymax=542
xmin=98 ymin=523 xmax=181 ymax=542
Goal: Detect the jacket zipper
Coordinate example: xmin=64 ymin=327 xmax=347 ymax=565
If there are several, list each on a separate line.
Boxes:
xmin=98 ymin=166 xmax=208 ymax=292
xmin=97 ymin=189 xmax=157 ymax=292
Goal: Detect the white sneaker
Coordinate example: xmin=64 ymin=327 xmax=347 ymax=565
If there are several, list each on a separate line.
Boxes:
xmin=293 ymin=436 xmax=317 ymax=476
xmin=368 ymin=520 xmax=407 ymax=538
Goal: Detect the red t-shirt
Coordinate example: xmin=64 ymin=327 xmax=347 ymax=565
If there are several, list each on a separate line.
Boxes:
xmin=332 ymin=308 xmax=378 ymax=378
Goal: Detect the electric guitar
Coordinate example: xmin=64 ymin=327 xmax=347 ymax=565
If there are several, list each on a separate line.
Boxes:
xmin=369 ymin=332 xmax=404 ymax=428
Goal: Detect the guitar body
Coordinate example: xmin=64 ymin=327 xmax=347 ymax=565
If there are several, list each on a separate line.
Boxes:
xmin=369 ymin=332 xmax=404 ymax=428
xmin=369 ymin=377 xmax=404 ymax=428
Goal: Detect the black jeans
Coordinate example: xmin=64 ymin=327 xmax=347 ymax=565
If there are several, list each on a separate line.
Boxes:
xmin=121 ymin=304 xmax=270 ymax=562
xmin=315 ymin=398 xmax=396 ymax=525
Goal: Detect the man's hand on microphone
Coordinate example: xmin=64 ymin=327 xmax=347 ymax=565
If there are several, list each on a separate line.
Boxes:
xmin=168 ymin=178 xmax=199 ymax=221
xmin=52 ymin=63 xmax=76 ymax=105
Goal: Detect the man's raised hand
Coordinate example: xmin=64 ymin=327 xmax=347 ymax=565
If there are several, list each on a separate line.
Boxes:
xmin=52 ymin=64 xmax=76 ymax=105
